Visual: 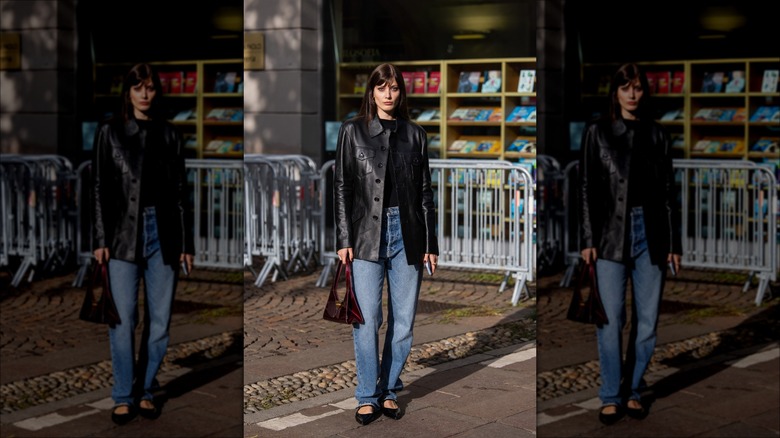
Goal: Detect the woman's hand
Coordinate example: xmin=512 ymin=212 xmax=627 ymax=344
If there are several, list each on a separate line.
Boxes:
xmin=180 ymin=253 xmax=194 ymax=274
xmin=667 ymin=253 xmax=681 ymax=274
xmin=423 ymin=253 xmax=438 ymax=275
xmin=581 ymin=247 xmax=597 ymax=265
xmin=94 ymin=248 xmax=110 ymax=264
xmin=337 ymin=248 xmax=353 ymax=263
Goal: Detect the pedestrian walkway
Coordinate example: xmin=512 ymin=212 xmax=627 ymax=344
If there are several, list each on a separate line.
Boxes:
xmin=243 ymin=266 xmax=538 ymax=437
xmin=0 ymin=267 xmax=244 ymax=437
xmin=536 ymin=267 xmax=780 ymax=437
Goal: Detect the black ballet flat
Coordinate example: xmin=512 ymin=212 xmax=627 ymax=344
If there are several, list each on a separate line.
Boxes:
xmin=355 ymin=404 xmax=380 ymax=425
xmin=111 ymin=404 xmax=135 ymax=425
xmin=381 ymin=399 xmax=401 ymax=420
xmin=598 ymin=404 xmax=623 ymax=425
xmin=138 ymin=399 xmax=161 ymax=420
xmin=626 ymin=400 xmax=648 ymax=420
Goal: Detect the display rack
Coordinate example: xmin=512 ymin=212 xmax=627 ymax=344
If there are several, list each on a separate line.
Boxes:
xmin=581 ymin=58 xmax=780 ymax=161
xmin=93 ymin=59 xmax=244 ymax=159
xmin=336 ymin=58 xmax=537 ymax=162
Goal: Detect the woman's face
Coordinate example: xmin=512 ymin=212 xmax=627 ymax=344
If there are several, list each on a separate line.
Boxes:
xmin=373 ymin=79 xmax=400 ymax=119
xmin=129 ymin=79 xmax=157 ymax=119
xmin=617 ymin=78 xmax=643 ymax=119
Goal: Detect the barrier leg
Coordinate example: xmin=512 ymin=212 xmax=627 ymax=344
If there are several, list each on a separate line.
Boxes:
xmin=560 ymin=259 xmax=578 ymax=288
xmin=11 ymin=257 xmax=34 ymax=288
xmin=743 ymin=272 xmax=756 ymax=293
xmin=499 ymin=271 xmax=511 ymax=293
xmin=316 ymin=258 xmax=336 ymax=288
xmin=754 ymin=275 xmax=772 ymax=306
xmin=511 ymin=272 xmax=529 ymax=306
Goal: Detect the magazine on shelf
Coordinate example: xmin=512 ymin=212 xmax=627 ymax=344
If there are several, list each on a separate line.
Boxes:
xmin=457 ymin=71 xmax=481 ymax=93
xmin=660 ymin=109 xmax=683 ymax=121
xmin=401 ymin=72 xmax=414 ymax=94
xmin=354 ymin=74 xmax=368 ymax=94
xmin=701 ymin=72 xmax=725 ymax=93
xmin=487 ymin=107 xmax=503 ymax=122
xmin=750 ymin=106 xmax=780 ymax=122
xmin=506 ymin=106 xmax=536 ymax=122
xmin=416 ymin=109 xmax=438 ymax=122
xmin=173 ymin=109 xmax=196 ymax=121
xmin=761 ymin=70 xmax=779 ymax=93
xmin=412 ymin=71 xmax=427 ymax=94
xmin=646 ymin=72 xmax=657 ymax=94
xmin=507 ymin=137 xmax=536 ymax=153
xmin=671 ymin=71 xmax=685 ymax=93
xmin=481 ymin=70 xmax=502 ymax=93
xmin=184 ymin=71 xmax=197 ymax=93
xmin=474 ymin=108 xmax=494 ymax=121
xmin=751 ymin=138 xmax=779 ymax=154
xmin=724 ymin=70 xmax=745 ymax=93
xmin=427 ymin=71 xmax=441 ymax=94
xmin=214 ymin=72 xmax=239 ymax=92
xmin=517 ymin=69 xmax=535 ymax=93
xmin=656 ymin=71 xmax=671 ymax=94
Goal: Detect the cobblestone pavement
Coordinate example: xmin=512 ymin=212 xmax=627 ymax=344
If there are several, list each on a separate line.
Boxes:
xmin=0 ymin=266 xmax=244 ymax=437
xmin=535 ymin=265 xmax=780 ymax=437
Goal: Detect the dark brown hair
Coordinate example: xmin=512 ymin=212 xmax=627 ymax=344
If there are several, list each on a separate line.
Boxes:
xmin=121 ymin=63 xmax=164 ymax=121
xmin=355 ymin=63 xmax=410 ymax=123
xmin=609 ymin=63 xmax=653 ymax=121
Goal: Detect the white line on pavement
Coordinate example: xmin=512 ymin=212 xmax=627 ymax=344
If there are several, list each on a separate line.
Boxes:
xmin=728 ymin=347 xmax=779 ymax=369
xmin=486 ymin=348 xmax=536 ymax=368
xmin=14 ymin=409 xmax=101 ymax=431
xmin=329 ymin=398 xmax=356 ymax=410
xmin=257 ymin=409 xmax=343 ymax=431
xmin=537 ymin=409 xmax=589 ymax=426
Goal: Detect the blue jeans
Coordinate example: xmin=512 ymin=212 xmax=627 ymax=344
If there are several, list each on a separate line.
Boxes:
xmin=351 ymin=207 xmax=423 ymax=407
xmin=108 ymin=206 xmax=176 ymax=406
xmin=595 ymin=206 xmax=664 ymax=406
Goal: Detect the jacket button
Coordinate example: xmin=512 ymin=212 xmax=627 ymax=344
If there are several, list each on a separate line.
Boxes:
xmin=616 ymin=215 xmax=622 ymax=220
xmin=619 ymin=179 xmax=625 ymax=183
xmin=375 ymin=179 xmax=381 ymax=184
xmin=129 ymin=215 xmax=135 ymax=220
xmin=618 ymin=197 xmax=623 ymax=202
xmin=377 ymin=163 xmax=383 ymax=168
xmin=374 ymin=197 xmax=380 ymax=202
xmin=132 ymin=179 xmax=138 ymax=183
xmin=373 ymin=215 xmax=379 ymax=220
xmin=381 ymin=146 xmax=386 ymax=151
xmin=130 ymin=197 xmax=136 ymax=202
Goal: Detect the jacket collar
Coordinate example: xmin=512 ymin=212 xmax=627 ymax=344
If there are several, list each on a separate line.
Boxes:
xmin=611 ymin=118 xmax=626 ymax=137
xmin=368 ymin=116 xmax=409 ymax=142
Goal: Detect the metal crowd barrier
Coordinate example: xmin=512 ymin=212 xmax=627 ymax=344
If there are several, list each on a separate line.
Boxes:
xmin=536 ymin=155 xmax=566 ymax=275
xmin=1 ymin=155 xmax=78 ymax=287
xmin=559 ymin=159 xmax=778 ymax=306
xmin=429 ymin=159 xmax=535 ymax=305
xmin=244 ymin=154 xmax=324 ymax=287
xmin=187 ymin=159 xmax=244 ymax=270
xmin=73 ymin=160 xmax=244 ymax=287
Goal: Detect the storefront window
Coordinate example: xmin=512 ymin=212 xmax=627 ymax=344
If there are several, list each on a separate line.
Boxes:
xmin=337 ymin=0 xmax=535 ymax=62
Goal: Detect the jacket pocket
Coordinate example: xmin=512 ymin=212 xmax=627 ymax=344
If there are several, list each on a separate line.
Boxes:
xmin=354 ymin=147 xmax=375 ymax=176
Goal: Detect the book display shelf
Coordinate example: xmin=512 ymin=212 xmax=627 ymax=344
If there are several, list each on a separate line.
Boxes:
xmin=93 ymin=59 xmax=244 ymax=159
xmin=581 ymin=58 xmax=780 ymax=162
xmin=336 ymin=58 xmax=537 ymax=162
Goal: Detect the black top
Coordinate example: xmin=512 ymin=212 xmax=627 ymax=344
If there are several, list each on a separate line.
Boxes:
xmin=137 ymin=119 xmax=163 ymax=208
xmin=380 ymin=118 xmax=399 ymax=209
xmin=624 ymin=118 xmax=648 ymax=208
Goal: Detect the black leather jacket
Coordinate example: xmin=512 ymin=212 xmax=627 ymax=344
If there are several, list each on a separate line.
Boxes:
xmin=335 ymin=116 xmax=438 ymax=265
xmin=92 ymin=118 xmax=194 ymax=265
xmin=579 ymin=117 xmax=682 ymax=265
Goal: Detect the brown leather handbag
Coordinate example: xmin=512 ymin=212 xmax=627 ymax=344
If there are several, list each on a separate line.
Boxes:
xmin=323 ymin=260 xmax=364 ymax=325
xmin=566 ymin=262 xmax=608 ymax=327
xmin=79 ymin=261 xmax=121 ymax=327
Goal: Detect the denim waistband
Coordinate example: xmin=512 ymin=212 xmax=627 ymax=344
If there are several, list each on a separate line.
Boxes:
xmin=630 ymin=206 xmax=643 ymax=217
xmin=383 ymin=206 xmax=400 ymax=216
xmin=143 ymin=206 xmax=156 ymax=217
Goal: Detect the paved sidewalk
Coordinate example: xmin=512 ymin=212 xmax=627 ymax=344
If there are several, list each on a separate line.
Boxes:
xmin=242 ymin=266 xmax=538 ymax=437
xmin=0 ymin=267 xmax=244 ymax=438
xmin=535 ymin=266 xmax=780 ymax=437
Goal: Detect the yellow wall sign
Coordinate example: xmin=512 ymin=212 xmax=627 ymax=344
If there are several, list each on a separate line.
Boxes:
xmin=0 ymin=33 xmax=21 ymax=70
xmin=245 ymin=32 xmax=265 ymax=70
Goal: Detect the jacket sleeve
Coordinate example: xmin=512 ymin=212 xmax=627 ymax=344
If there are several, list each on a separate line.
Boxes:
xmin=661 ymin=126 xmax=682 ymax=255
xmin=334 ymin=123 xmax=354 ymax=251
xmin=579 ymin=122 xmax=600 ymax=251
xmin=91 ymin=124 xmax=110 ymax=250
xmin=174 ymin=127 xmax=195 ymax=255
xmin=419 ymin=129 xmax=439 ymax=255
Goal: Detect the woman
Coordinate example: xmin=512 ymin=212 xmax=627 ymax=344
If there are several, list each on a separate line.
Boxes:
xmin=579 ymin=63 xmax=682 ymax=424
xmin=92 ymin=63 xmax=194 ymax=425
xmin=334 ymin=63 xmax=439 ymax=425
